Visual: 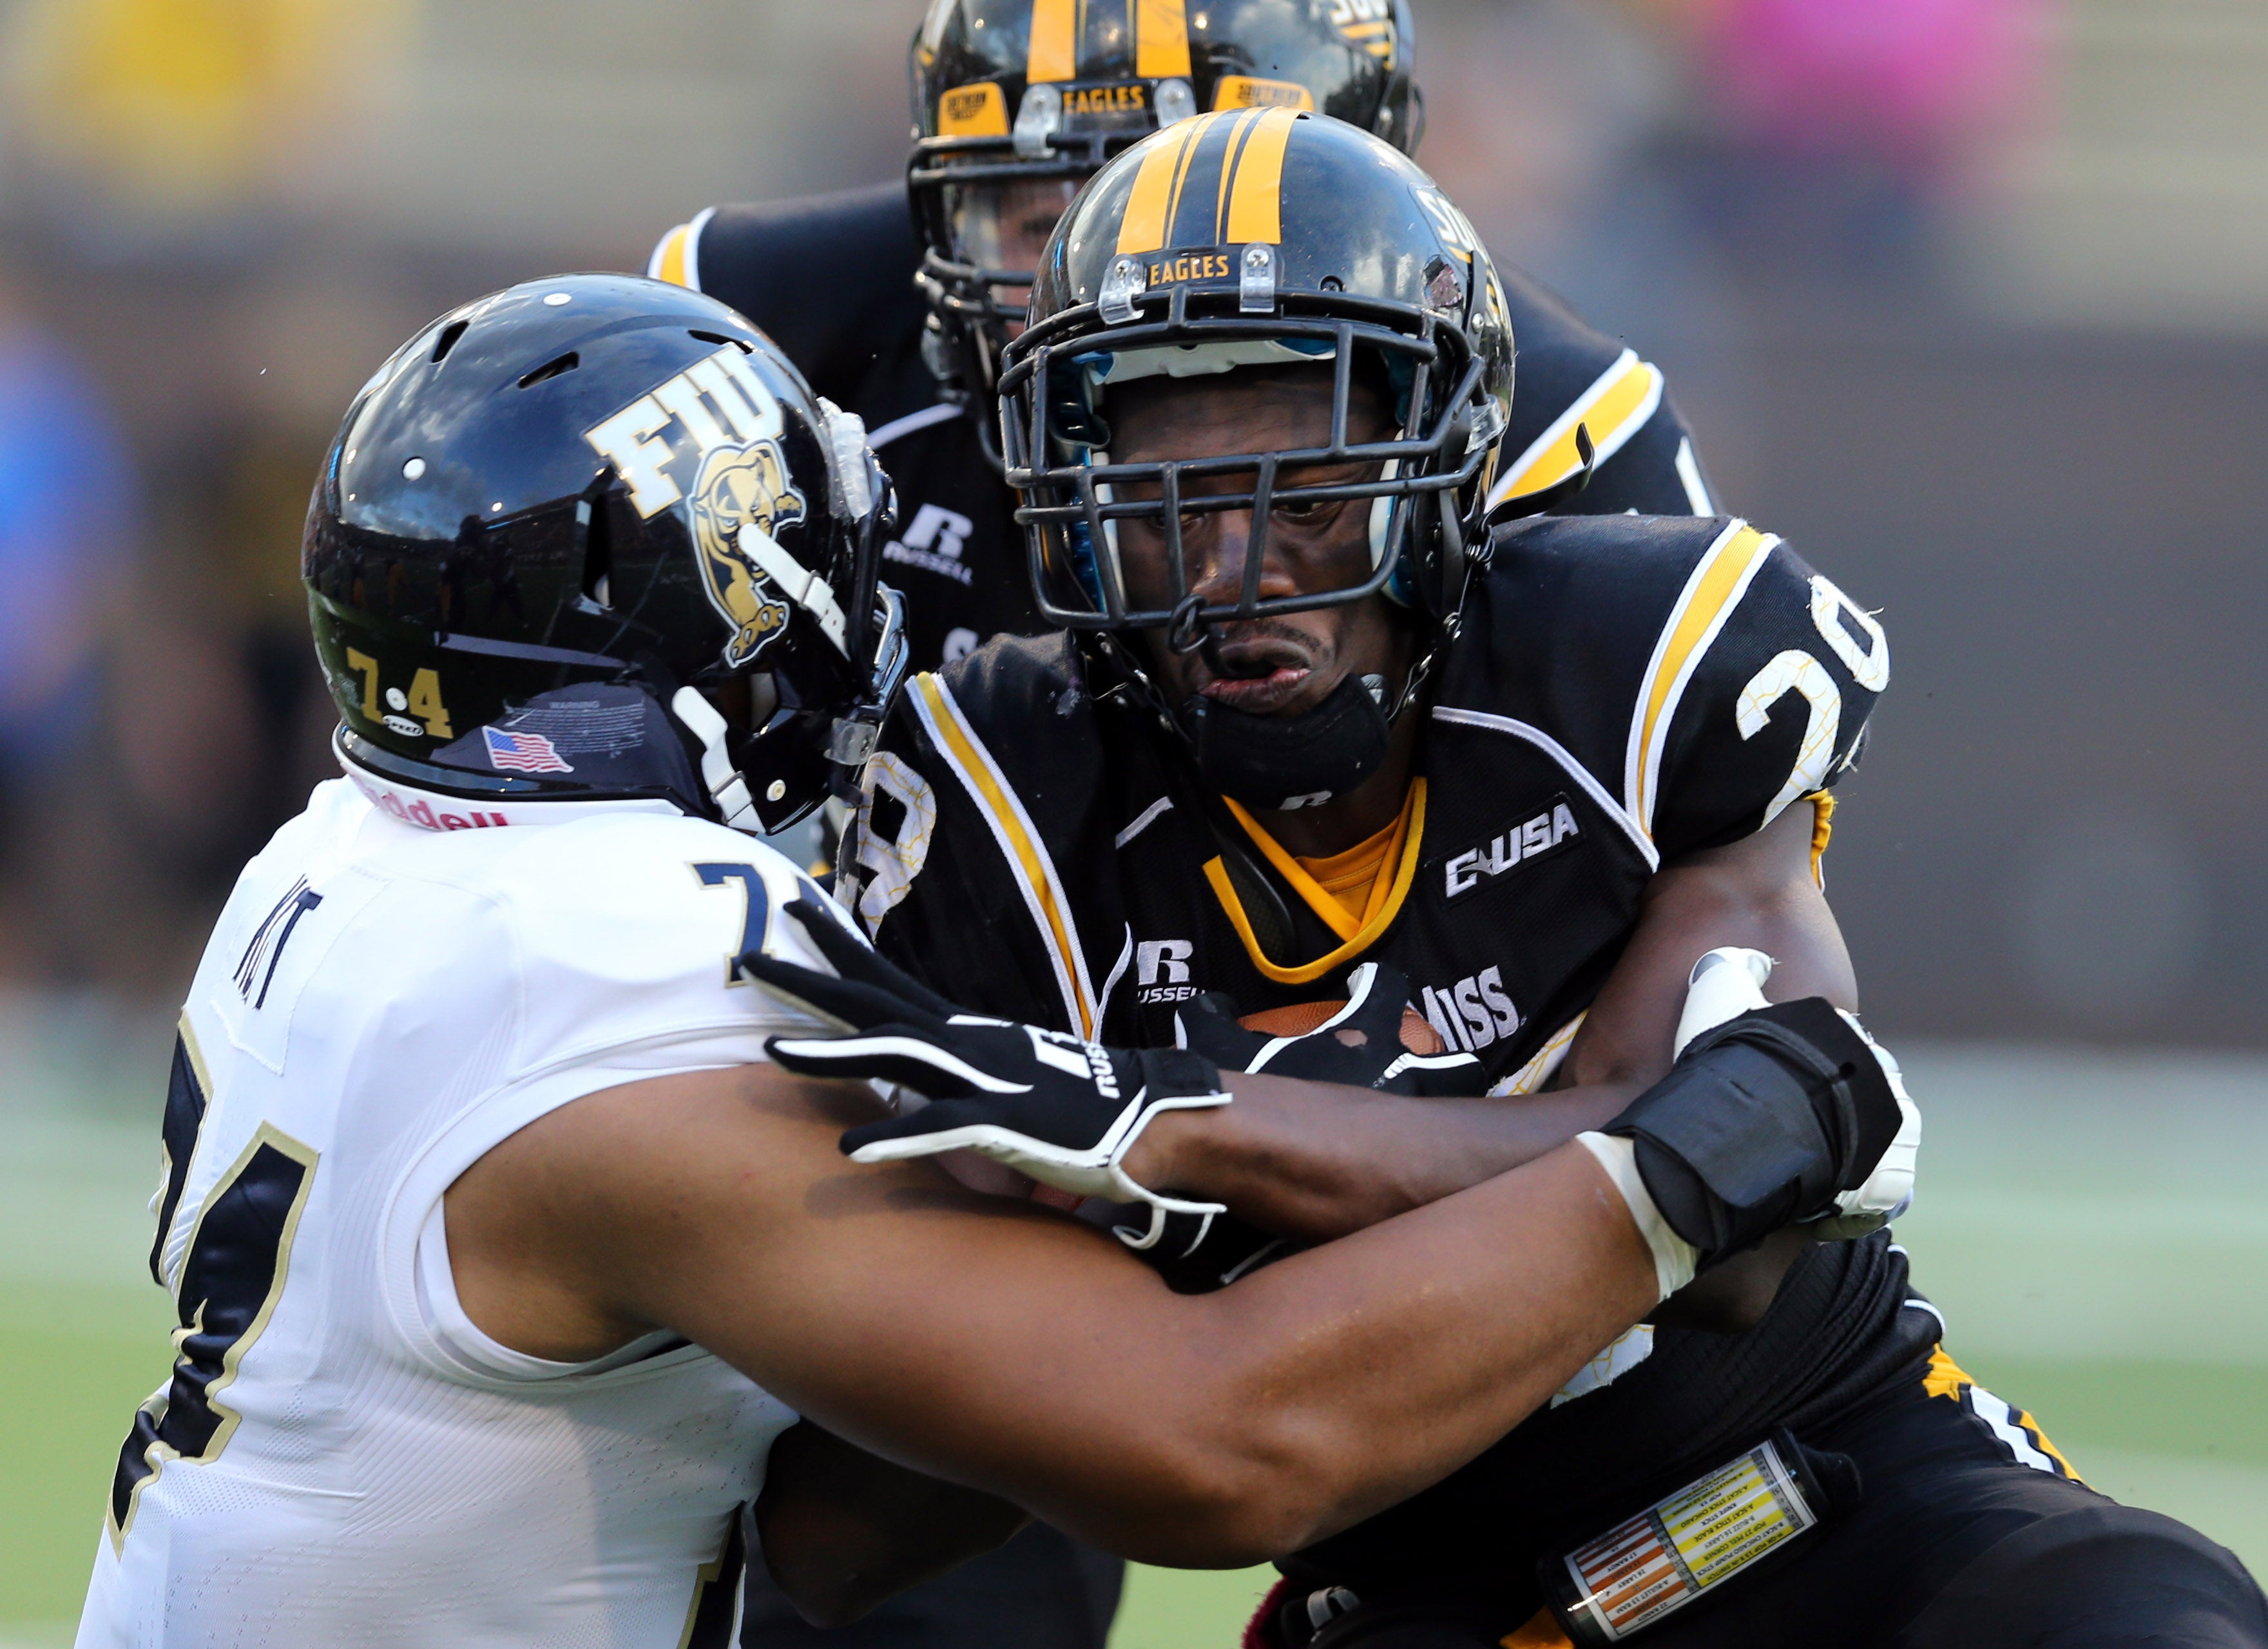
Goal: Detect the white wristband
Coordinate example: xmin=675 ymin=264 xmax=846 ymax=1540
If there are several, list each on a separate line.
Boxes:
xmin=1575 ymin=1132 xmax=1698 ymax=1301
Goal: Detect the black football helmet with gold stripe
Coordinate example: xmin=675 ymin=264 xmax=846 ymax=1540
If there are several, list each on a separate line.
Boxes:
xmin=302 ymin=274 xmax=907 ymax=834
xmin=999 ymin=111 xmax=1514 ymax=655
xmin=908 ymin=0 xmax=1421 ymax=449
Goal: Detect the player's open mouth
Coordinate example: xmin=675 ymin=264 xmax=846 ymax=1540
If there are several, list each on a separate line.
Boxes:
xmin=1200 ymin=663 xmax=1314 ymax=713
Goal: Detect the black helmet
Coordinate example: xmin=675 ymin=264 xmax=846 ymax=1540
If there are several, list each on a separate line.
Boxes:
xmin=998 ymin=111 xmax=1515 ymax=665
xmin=303 ymin=273 xmax=907 ymax=834
xmin=907 ymin=0 xmax=1423 ymax=452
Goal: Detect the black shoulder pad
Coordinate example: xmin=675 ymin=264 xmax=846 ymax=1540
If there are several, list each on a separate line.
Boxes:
xmin=1443 ymin=517 xmax=1889 ymax=865
xmin=1436 ymin=513 xmax=1744 ymax=801
xmin=849 ymin=633 xmax=1121 ymax=1034
xmin=689 ymin=185 xmax=925 ymax=405
xmin=1646 ymin=533 xmax=1888 ymax=859
xmin=1488 ymin=267 xmax=1715 ymax=517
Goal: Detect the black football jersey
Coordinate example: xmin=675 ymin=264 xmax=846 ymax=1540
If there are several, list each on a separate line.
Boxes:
xmin=837 ymin=511 xmax=1932 ymax=1587
xmin=649 ymin=187 xmax=1721 ymax=674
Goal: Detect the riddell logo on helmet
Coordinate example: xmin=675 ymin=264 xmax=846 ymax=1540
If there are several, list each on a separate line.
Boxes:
xmin=582 ymin=344 xmax=805 ymax=669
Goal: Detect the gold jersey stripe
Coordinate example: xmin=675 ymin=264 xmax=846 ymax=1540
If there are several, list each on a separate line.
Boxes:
xmin=649 ymin=222 xmax=694 ymax=289
xmin=1921 ymin=1348 xmax=2086 ymax=1483
xmin=1223 ymin=105 xmax=1298 ymax=245
xmin=1488 ymin=349 xmax=1664 ymax=507
xmin=1923 ymin=1345 xmax=1969 ymax=1402
xmin=2013 ymin=1404 xmax=2083 ymax=1482
xmin=1205 ymin=781 xmax=1428 ymax=986
xmin=1624 ymin=521 xmax=1774 ymax=839
xmin=1135 ymin=0 xmax=1192 ymax=80
xmin=1026 ymin=0 xmax=1079 ymax=84
xmin=1222 ymin=783 xmax=1418 ymax=944
xmin=1490 ymin=1011 xmax=1585 ymax=1097
xmin=1806 ymin=789 xmax=1835 ymax=889
xmin=909 ymin=674 xmax=1098 ymax=1036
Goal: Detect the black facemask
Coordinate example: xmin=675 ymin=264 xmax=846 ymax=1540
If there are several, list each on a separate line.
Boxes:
xmin=1178 ymin=672 xmax=1392 ymax=812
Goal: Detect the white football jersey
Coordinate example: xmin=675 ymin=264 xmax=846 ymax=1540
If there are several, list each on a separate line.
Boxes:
xmin=78 ymin=767 xmax=837 ymax=1648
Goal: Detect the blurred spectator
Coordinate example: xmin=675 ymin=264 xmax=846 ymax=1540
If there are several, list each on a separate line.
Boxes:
xmin=0 ymin=273 xmax=130 ymax=856
xmin=1690 ymin=0 xmax=2042 ymax=176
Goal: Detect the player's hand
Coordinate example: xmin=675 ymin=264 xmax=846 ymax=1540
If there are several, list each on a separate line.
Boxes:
xmin=740 ymin=897 xmax=1232 ymax=1253
xmin=1171 ymin=962 xmax=1486 ymax=1096
xmin=1669 ymin=948 xmax=1919 ymax=1239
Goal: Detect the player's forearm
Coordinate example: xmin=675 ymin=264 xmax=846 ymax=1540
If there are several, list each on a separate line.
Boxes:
xmin=999 ymin=1141 xmax=1657 ymax=1565
xmin=1133 ymin=1074 xmax=1636 ymax=1241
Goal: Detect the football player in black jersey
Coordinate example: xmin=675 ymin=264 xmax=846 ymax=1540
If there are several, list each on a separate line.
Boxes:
xmin=652 ymin=9 xmax=1722 ymax=1645
xmin=829 ymin=113 xmax=2268 ymax=1649
xmin=649 ymin=0 xmax=1717 ymax=676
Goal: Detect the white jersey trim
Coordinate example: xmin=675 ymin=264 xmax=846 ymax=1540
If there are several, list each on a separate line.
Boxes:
xmin=416 ymin=1201 xmax=685 ymax=1382
xmin=867 ymin=402 xmax=961 ymax=450
xmin=1429 ymin=705 xmax=1658 ymax=871
xmin=379 ymin=1025 xmax=811 ymax=1393
xmin=1620 ymin=522 xmax=1778 ymax=843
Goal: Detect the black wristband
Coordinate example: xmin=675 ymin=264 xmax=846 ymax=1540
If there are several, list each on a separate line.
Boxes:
xmin=1605 ymin=999 xmax=1896 ymax=1266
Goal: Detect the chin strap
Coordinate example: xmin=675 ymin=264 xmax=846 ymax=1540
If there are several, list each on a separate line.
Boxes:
xmin=669 ymin=687 xmax=760 ymax=832
xmin=738 ymin=524 xmax=850 ymax=658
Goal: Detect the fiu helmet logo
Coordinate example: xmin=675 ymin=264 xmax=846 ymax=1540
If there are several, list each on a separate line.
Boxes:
xmin=690 ymin=441 xmax=805 ymax=667
xmin=582 ymin=342 xmax=808 ymax=668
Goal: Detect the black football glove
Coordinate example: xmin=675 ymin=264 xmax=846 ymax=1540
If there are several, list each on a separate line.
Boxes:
xmin=1171 ymin=962 xmax=1486 ymax=1096
xmin=741 ymin=897 xmax=1231 ymax=1253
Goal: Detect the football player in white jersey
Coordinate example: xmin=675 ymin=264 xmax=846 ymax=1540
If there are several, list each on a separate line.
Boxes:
xmin=79 ymin=275 xmax=1915 ymax=1648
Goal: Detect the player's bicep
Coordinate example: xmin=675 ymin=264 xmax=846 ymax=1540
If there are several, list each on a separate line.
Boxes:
xmin=1565 ymin=799 xmax=1854 ymax=1091
xmin=566 ymin=1065 xmax=1196 ymax=1491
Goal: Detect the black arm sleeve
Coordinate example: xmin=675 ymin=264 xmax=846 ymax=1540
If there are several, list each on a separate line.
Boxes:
xmin=660 ymin=185 xmax=929 ymax=414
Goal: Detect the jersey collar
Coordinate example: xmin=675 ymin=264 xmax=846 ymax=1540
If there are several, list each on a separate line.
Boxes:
xmin=342 ymin=759 xmax=686 ymax=834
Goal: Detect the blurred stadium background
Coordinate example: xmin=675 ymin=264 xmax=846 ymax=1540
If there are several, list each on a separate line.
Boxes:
xmin=0 ymin=0 xmax=2262 ymax=1641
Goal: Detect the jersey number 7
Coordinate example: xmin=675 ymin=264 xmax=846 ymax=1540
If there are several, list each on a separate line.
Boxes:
xmin=110 ymin=1029 xmax=318 ymax=1547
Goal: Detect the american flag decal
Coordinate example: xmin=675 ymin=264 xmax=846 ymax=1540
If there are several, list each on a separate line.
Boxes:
xmin=483 ymin=727 xmax=573 ymax=774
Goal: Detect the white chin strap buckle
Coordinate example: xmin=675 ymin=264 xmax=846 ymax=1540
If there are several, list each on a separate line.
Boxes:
xmin=669 ymin=687 xmax=760 ymax=832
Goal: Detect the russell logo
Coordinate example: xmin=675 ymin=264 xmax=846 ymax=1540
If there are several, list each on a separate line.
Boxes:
xmin=1136 ymin=937 xmax=1199 ymax=1004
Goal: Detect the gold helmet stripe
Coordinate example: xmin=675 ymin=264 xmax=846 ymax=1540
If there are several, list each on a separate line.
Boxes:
xmin=1117 ymin=108 xmax=1222 ymax=254
xmin=1117 ymin=113 xmax=1206 ymax=253
xmin=1027 ymin=0 xmax=1079 ymax=84
xmin=1211 ymin=108 xmax=1267 ymax=246
xmin=1223 ymin=105 xmax=1299 ymax=245
xmin=1135 ymin=0 xmax=1193 ymax=79
xmin=1160 ymin=109 xmax=1224 ymax=248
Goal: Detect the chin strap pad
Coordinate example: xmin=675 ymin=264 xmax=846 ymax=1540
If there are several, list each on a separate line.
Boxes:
xmin=669 ymin=687 xmax=760 ymax=832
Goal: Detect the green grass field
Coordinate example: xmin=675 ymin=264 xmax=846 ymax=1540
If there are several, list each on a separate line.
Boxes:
xmin=5 ymin=1040 xmax=2263 ymax=1648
